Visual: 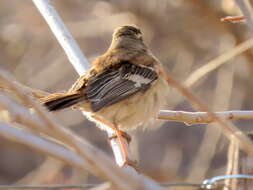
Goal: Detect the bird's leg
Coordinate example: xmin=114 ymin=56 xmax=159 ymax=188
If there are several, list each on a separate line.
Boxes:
xmin=108 ymin=131 xmax=131 ymax=144
xmin=114 ymin=129 xmax=129 ymax=161
xmin=91 ymin=115 xmax=137 ymax=169
xmin=111 ymin=129 xmax=138 ymax=170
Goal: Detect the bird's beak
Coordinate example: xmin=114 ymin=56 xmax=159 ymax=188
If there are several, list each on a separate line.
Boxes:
xmin=137 ymin=33 xmax=143 ymax=40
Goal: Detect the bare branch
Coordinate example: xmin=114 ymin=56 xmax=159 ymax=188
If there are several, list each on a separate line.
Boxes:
xmin=158 ymin=110 xmax=253 ymax=125
xmin=0 ymin=122 xmax=90 ymax=172
xmin=165 ymin=73 xmax=253 ymax=157
xmin=32 ymin=0 xmax=90 ymax=75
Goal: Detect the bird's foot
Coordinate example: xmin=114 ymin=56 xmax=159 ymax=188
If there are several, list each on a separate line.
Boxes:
xmin=122 ymin=158 xmax=139 ymax=171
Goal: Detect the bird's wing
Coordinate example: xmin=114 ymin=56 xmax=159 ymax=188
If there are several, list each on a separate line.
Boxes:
xmin=68 ymin=74 xmax=89 ymax=92
xmin=85 ymin=62 xmax=158 ymax=112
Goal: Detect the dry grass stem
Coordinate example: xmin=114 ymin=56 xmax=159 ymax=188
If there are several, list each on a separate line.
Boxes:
xmin=184 ymin=38 xmax=253 ymax=87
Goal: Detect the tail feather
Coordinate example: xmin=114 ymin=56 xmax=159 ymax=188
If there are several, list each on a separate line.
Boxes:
xmin=41 ymin=92 xmax=85 ymax=111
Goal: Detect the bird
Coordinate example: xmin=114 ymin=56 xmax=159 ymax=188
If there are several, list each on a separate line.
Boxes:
xmin=41 ymin=25 xmax=170 ymax=166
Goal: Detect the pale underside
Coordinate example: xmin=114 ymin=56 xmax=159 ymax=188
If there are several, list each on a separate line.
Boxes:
xmin=75 ymin=77 xmax=169 ymax=131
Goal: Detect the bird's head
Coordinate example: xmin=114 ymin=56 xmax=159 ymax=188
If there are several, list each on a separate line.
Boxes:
xmin=109 ymin=25 xmax=145 ymax=50
xmin=113 ymin=25 xmax=143 ymax=41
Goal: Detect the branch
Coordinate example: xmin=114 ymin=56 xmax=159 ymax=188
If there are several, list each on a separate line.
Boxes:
xmin=0 ymin=69 xmax=164 ymax=190
xmin=165 ymin=73 xmax=253 ymax=157
xmin=158 ymin=110 xmax=253 ymax=125
xmin=31 ymin=0 xmax=89 ymax=75
xmin=0 ymin=122 xmax=90 ymax=172
xmin=31 ymin=0 xmax=131 ymax=169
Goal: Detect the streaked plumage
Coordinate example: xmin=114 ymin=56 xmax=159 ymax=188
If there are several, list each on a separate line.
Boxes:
xmin=41 ymin=25 xmax=170 ymax=131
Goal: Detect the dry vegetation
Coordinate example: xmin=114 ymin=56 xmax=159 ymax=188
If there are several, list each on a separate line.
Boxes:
xmin=1 ymin=0 xmax=253 ymax=189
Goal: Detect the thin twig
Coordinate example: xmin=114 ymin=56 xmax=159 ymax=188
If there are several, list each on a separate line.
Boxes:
xmin=165 ymin=73 xmax=253 ymax=157
xmin=158 ymin=110 xmax=253 ymax=125
xmin=221 ymin=16 xmax=246 ymax=23
xmin=184 ymin=38 xmax=253 ymax=87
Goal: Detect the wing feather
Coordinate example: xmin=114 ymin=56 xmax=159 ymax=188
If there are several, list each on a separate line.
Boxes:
xmin=85 ymin=62 xmax=158 ymax=112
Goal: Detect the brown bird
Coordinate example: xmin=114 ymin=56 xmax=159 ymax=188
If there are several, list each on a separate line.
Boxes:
xmin=41 ymin=25 xmax=170 ymax=166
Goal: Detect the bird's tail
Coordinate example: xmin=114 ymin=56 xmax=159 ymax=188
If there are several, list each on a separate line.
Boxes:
xmin=41 ymin=92 xmax=85 ymax=111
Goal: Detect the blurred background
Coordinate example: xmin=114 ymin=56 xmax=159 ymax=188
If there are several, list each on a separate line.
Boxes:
xmin=0 ymin=0 xmax=253 ymax=189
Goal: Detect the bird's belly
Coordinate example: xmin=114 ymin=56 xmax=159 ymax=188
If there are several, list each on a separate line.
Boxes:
xmin=83 ymin=77 xmax=169 ymax=131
